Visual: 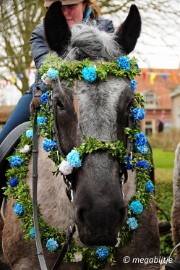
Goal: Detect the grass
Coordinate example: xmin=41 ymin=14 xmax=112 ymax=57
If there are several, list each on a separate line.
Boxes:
xmin=153 ymin=148 xmax=175 ymax=169
xmin=152 ymin=148 xmax=175 ymax=256
xmin=155 ymin=169 xmax=173 ymax=220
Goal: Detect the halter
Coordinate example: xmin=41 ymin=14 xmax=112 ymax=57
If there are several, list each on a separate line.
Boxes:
xmin=5 ymin=51 xmax=155 ymax=269
xmin=31 ymin=80 xmax=129 ymax=269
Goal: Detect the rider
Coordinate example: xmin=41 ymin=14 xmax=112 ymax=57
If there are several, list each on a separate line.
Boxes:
xmin=0 ymin=0 xmax=114 ymax=145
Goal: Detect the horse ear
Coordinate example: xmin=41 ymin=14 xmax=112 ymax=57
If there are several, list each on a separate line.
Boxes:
xmin=44 ymin=1 xmax=71 ymax=55
xmin=115 ymin=4 xmax=141 ymax=54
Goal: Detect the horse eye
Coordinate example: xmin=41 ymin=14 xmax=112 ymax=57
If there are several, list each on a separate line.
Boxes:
xmin=57 ymin=101 xmax=65 ymax=110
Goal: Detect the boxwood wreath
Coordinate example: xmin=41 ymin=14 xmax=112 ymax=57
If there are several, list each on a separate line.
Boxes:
xmin=4 ymin=54 xmax=155 ymax=269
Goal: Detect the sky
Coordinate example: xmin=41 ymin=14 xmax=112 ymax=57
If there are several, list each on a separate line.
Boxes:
xmin=106 ymin=0 xmax=180 ymax=69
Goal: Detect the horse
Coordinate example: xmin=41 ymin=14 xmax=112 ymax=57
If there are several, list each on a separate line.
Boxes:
xmin=1 ymin=2 xmax=160 ymax=270
xmin=166 ymin=143 xmax=180 ymax=270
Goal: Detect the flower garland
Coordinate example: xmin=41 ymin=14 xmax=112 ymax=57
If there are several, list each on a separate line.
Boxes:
xmin=4 ymin=55 xmax=155 ymax=269
xmin=39 ymin=53 xmax=141 ymax=85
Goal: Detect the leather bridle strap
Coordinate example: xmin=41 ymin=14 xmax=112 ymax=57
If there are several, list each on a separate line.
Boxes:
xmin=32 ymin=110 xmax=48 ymax=270
xmin=51 ymin=225 xmax=76 ymax=270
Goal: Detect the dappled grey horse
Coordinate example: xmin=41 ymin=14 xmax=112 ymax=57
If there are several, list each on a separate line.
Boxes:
xmin=2 ymin=2 xmax=160 ymax=270
xmin=166 ymin=143 xmax=180 ymax=270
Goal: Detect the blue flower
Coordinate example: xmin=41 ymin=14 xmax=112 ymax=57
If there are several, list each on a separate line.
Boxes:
xmin=127 ymin=217 xmax=138 ymax=230
xmin=135 ymin=63 xmax=139 ymax=69
xmin=82 ymin=66 xmax=97 ymax=83
xmin=37 ymin=116 xmax=47 ymax=126
xmin=134 ymin=132 xmax=147 ymax=146
xmin=95 ymin=247 xmax=109 ymax=261
xmin=67 ymin=149 xmax=82 ymax=168
xmin=145 ymin=181 xmax=154 ymax=193
xmin=131 ymin=80 xmax=137 ymax=91
xmin=117 ymin=56 xmax=130 ymax=71
xmin=130 ymin=200 xmax=143 ymax=214
xmin=29 ymin=227 xmax=35 ymax=238
xmin=125 ymin=156 xmax=133 ymax=170
xmin=131 ymin=108 xmax=145 ymax=121
xmin=46 ymin=238 xmax=59 ymax=251
xmin=9 ymin=177 xmax=19 ymax=187
xmin=136 ymin=159 xmax=150 ymax=170
xmin=9 ymin=156 xmax=23 ymax=167
xmin=13 ymin=203 xmax=24 ymax=216
xmin=47 ymin=68 xmax=59 ymax=79
xmin=42 ymin=139 xmax=56 ymax=152
xmin=26 ymin=129 xmax=33 ymax=139
xmin=136 ymin=145 xmax=149 ymax=154
xmin=40 ymin=92 xmax=49 ymax=104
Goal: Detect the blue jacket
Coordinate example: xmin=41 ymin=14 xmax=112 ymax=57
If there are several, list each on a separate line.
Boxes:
xmin=29 ymin=18 xmax=114 ymax=95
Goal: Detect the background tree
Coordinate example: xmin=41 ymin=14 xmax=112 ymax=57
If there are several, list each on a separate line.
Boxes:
xmin=0 ymin=0 xmax=179 ymax=94
xmin=100 ymin=0 xmax=180 ymax=67
xmin=0 ymin=0 xmax=45 ymax=94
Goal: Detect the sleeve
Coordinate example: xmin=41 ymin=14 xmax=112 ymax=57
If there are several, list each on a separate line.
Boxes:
xmin=30 ymin=22 xmax=49 ymax=95
xmin=29 ymin=72 xmax=47 ymax=96
xmin=30 ymin=22 xmax=49 ymax=70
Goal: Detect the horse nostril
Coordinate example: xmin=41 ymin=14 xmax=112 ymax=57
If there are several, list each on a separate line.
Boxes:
xmin=119 ymin=206 xmax=127 ymax=225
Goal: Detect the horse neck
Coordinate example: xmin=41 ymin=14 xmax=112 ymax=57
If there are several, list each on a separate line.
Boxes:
xmin=174 ymin=143 xmax=180 ymax=200
xmin=27 ymin=136 xmax=74 ymax=231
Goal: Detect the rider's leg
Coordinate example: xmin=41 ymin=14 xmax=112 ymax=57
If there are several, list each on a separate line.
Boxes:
xmin=0 ymin=92 xmax=32 ymax=145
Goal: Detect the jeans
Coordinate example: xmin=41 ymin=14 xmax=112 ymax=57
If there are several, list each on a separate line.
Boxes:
xmin=0 ymin=93 xmax=32 ymax=145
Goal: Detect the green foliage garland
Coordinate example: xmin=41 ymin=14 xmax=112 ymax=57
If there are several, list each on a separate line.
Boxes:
xmin=39 ymin=53 xmax=141 ymax=82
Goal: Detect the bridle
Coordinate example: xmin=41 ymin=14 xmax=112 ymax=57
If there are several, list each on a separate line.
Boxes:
xmin=32 ymin=80 xmax=133 ymax=270
xmin=51 ymin=79 xmax=132 ymax=196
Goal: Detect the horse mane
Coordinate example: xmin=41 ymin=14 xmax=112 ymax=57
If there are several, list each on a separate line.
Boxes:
xmin=66 ymin=24 xmax=123 ymax=61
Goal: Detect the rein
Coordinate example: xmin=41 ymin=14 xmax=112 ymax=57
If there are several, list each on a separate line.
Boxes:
xmin=32 ymin=111 xmax=76 ymax=270
xmin=32 ymin=110 xmax=48 ymax=270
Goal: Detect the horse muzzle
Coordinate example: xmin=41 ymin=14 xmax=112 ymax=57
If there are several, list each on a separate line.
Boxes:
xmin=75 ymin=204 xmax=127 ymax=246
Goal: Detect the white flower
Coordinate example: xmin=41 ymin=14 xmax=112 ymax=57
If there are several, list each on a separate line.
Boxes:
xmin=74 ymin=252 xmax=83 ymax=262
xmin=59 ymin=160 xmax=73 ymax=175
xmin=41 ymin=73 xmax=47 ymax=81
xmin=20 ymin=144 xmax=30 ymax=153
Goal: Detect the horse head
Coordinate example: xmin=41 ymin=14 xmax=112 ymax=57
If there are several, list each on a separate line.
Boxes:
xmin=44 ymin=2 xmax=141 ymax=246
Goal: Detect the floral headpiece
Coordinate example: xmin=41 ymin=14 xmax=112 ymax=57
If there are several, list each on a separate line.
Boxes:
xmin=4 ymin=55 xmax=155 ymax=269
xmin=39 ymin=53 xmax=140 ymax=86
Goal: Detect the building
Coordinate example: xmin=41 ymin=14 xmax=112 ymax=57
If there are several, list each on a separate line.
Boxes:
xmin=136 ymin=68 xmax=180 ymax=135
xmin=0 ymin=84 xmax=21 ymax=132
xmin=0 ymin=106 xmax=14 ymax=132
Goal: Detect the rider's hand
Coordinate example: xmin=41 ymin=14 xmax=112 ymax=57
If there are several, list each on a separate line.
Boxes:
xmin=30 ymin=89 xmax=42 ymax=115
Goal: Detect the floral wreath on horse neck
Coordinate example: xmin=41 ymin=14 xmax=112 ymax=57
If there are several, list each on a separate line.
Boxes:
xmin=4 ymin=53 xmax=155 ymax=269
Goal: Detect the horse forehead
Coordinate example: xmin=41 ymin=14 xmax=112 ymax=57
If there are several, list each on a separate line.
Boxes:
xmin=75 ymin=78 xmax=128 ymax=138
